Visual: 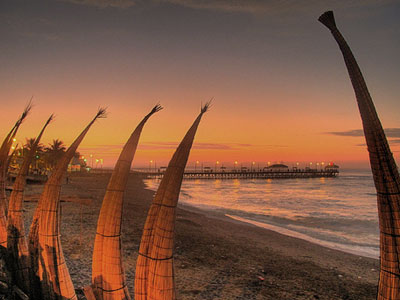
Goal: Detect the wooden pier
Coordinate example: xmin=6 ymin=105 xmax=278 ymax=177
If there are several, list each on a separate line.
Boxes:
xmin=135 ymin=169 xmax=339 ymax=180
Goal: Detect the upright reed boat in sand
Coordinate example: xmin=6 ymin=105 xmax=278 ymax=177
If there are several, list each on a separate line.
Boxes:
xmin=319 ymin=11 xmax=400 ymax=299
xmin=86 ymin=105 xmax=162 ymax=300
xmin=135 ymin=102 xmax=210 ymax=300
xmin=0 ymin=102 xmax=32 ymax=249
xmin=29 ymin=108 xmax=106 ymax=300
xmin=7 ymin=115 xmax=53 ymax=296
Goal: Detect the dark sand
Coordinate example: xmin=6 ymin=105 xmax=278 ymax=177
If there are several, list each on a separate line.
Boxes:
xmin=21 ymin=173 xmax=379 ymax=299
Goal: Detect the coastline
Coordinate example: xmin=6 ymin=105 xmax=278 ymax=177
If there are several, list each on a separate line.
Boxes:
xmin=224 ymin=214 xmax=378 ymax=259
xmin=145 ymin=171 xmax=380 ymax=261
xmin=22 ymin=173 xmax=379 ymax=299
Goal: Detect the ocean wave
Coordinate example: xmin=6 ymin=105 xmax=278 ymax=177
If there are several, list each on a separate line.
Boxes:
xmin=227 ymin=214 xmax=379 ymax=259
xmin=143 ymin=169 xmax=379 ymax=258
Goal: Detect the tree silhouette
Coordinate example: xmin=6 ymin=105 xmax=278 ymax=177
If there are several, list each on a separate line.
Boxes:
xmin=24 ymin=138 xmax=44 ymax=153
xmin=45 ymin=139 xmax=66 ymax=169
xmin=23 ymin=138 xmax=45 ymax=172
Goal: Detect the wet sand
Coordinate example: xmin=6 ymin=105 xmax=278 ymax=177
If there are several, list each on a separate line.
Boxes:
xmin=21 ymin=173 xmax=379 ymax=299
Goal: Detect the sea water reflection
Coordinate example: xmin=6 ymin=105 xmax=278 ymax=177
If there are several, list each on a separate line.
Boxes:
xmin=144 ymin=169 xmax=379 ymax=258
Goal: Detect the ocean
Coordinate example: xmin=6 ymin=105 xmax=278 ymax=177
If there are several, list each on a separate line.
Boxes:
xmin=144 ymin=169 xmax=379 ymax=259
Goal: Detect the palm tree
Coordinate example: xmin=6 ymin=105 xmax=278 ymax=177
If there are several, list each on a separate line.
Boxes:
xmin=24 ymin=138 xmax=44 ymax=153
xmin=45 ymin=139 xmax=66 ymax=169
xmin=24 ymin=138 xmax=45 ymax=172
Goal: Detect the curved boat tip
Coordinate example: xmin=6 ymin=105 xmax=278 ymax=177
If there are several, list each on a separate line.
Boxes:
xmin=318 ymin=11 xmax=337 ymax=31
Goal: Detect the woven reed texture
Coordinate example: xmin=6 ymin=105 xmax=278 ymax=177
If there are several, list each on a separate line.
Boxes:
xmin=0 ymin=104 xmax=31 ymax=248
xmin=29 ymin=109 xmax=105 ymax=300
xmin=319 ymin=11 xmax=400 ymax=299
xmin=135 ymin=104 xmax=209 ymax=300
xmin=0 ymin=127 xmax=15 ymax=249
xmin=6 ymin=115 xmax=52 ymax=295
xmin=91 ymin=105 xmax=161 ymax=300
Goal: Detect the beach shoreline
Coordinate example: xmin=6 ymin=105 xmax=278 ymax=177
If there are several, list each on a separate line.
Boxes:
xmin=21 ymin=173 xmax=379 ymax=299
xmin=144 ymin=171 xmax=380 ymax=261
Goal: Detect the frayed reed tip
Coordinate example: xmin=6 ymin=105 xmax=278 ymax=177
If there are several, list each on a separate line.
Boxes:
xmin=96 ymin=107 xmax=108 ymax=119
xmin=151 ymin=103 xmax=163 ymax=115
xmin=201 ymin=99 xmax=212 ymax=114
xmin=18 ymin=100 xmax=34 ymax=125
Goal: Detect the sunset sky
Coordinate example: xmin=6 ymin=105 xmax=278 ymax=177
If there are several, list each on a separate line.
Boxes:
xmin=1 ymin=0 xmax=399 ymax=169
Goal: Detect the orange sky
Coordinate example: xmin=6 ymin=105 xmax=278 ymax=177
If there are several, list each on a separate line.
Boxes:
xmin=1 ymin=1 xmax=399 ymax=169
xmin=2 ymin=92 xmax=399 ymax=170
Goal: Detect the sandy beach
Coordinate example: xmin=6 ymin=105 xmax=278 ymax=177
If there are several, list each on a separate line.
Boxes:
xmin=21 ymin=173 xmax=379 ymax=299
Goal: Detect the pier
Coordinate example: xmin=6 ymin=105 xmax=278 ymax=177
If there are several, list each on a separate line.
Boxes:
xmin=135 ymin=169 xmax=339 ymax=180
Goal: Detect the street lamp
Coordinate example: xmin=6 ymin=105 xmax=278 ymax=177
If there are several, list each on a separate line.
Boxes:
xmin=11 ymin=138 xmax=18 ymax=151
xmin=252 ymin=161 xmax=255 ymax=172
xmin=195 ymin=160 xmax=199 ymax=172
xmin=215 ymin=161 xmax=219 ymax=172
xmin=35 ymin=154 xmax=40 ymax=170
xmin=234 ymin=161 xmax=238 ymax=171
xmin=149 ymin=160 xmax=153 ymax=172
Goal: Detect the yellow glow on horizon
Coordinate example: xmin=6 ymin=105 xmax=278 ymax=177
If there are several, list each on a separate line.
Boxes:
xmin=1 ymin=94 xmax=398 ymax=170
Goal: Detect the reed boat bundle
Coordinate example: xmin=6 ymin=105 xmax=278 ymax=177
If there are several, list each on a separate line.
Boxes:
xmin=6 ymin=115 xmax=53 ymax=294
xmin=88 ymin=105 xmax=162 ymax=300
xmin=29 ymin=108 xmax=106 ymax=300
xmin=0 ymin=102 xmax=32 ymax=248
xmin=135 ymin=102 xmax=210 ymax=300
xmin=319 ymin=11 xmax=400 ymax=299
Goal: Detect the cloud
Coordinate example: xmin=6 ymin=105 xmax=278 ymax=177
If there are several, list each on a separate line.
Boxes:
xmin=357 ymin=139 xmax=400 ymax=147
xmin=326 ymin=128 xmax=400 ymax=138
xmin=138 ymin=142 xmax=253 ymax=151
xmin=384 ymin=129 xmax=400 ymax=138
xmin=160 ymin=0 xmax=273 ymax=14
xmin=194 ymin=142 xmax=251 ymax=150
xmin=58 ymin=0 xmax=396 ymax=13
xmin=80 ymin=142 xmax=288 ymax=152
xmin=79 ymin=142 xmax=259 ymax=152
xmin=158 ymin=0 xmax=396 ymax=15
xmin=326 ymin=129 xmax=364 ymax=137
xmin=60 ymin=0 xmax=136 ymax=8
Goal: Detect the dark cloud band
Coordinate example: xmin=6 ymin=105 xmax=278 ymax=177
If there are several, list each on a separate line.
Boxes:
xmin=326 ymin=128 xmax=400 ymax=138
